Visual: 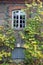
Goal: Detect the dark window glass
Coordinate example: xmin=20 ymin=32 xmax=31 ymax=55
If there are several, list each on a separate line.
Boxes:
xmin=23 ymin=20 xmax=25 ymax=23
xmin=16 ymin=24 xmax=18 ymax=27
xmin=17 ymin=15 xmax=18 ymax=19
xmin=14 ymin=16 xmax=16 ymax=19
xmin=20 ymin=15 xmax=22 ymax=19
xmin=20 ymin=20 xmax=22 ymax=23
xmin=20 ymin=24 xmax=22 ymax=28
xmin=23 ymin=15 xmax=25 ymax=19
xmin=14 ymin=12 xmax=15 ymax=14
xmin=14 ymin=19 xmax=16 ymax=22
xmin=14 ymin=24 xmax=15 ymax=27
xmin=16 ymin=11 xmax=19 ymax=13
xmin=16 ymin=20 xmax=18 ymax=23
xmin=14 ymin=20 xmax=15 ymax=23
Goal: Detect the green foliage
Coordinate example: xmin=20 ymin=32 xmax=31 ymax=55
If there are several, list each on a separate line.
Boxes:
xmin=1 ymin=62 xmax=9 ymax=65
xmin=0 ymin=26 xmax=15 ymax=62
xmin=20 ymin=1 xmax=43 ymax=65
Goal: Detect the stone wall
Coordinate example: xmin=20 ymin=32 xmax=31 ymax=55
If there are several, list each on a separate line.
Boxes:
xmin=0 ymin=4 xmax=26 ymax=27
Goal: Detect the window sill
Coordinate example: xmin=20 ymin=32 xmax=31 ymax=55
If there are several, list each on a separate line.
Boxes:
xmin=13 ymin=28 xmax=25 ymax=31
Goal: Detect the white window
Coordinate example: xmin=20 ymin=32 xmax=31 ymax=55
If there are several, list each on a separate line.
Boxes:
xmin=12 ymin=10 xmax=26 ymax=30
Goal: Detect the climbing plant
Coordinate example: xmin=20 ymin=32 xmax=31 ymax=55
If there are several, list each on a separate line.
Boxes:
xmin=0 ymin=25 xmax=15 ymax=63
xmin=20 ymin=1 xmax=43 ymax=65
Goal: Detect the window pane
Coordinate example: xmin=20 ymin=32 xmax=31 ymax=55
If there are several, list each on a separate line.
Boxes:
xmin=22 ymin=15 xmax=25 ymax=19
xmin=23 ymin=23 xmax=25 ymax=27
xmin=17 ymin=15 xmax=18 ymax=19
xmin=16 ymin=23 xmax=18 ymax=27
xmin=14 ymin=15 xmax=18 ymax=19
xmin=20 ymin=20 xmax=22 ymax=23
xmin=13 ymin=23 xmax=15 ymax=27
xmin=14 ymin=12 xmax=15 ymax=14
xmin=14 ymin=20 xmax=15 ymax=23
xmin=20 ymin=24 xmax=22 ymax=28
xmin=16 ymin=11 xmax=19 ymax=13
xmin=14 ymin=15 xmax=16 ymax=19
xmin=13 ymin=20 xmax=15 ymax=27
xmin=17 ymin=20 xmax=18 ymax=23
xmin=23 ymin=20 xmax=25 ymax=23
xmin=20 ymin=15 xmax=22 ymax=19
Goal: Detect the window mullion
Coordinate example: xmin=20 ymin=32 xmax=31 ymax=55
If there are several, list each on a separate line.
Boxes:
xmin=18 ymin=11 xmax=20 ymax=29
xmin=12 ymin=12 xmax=14 ymax=29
